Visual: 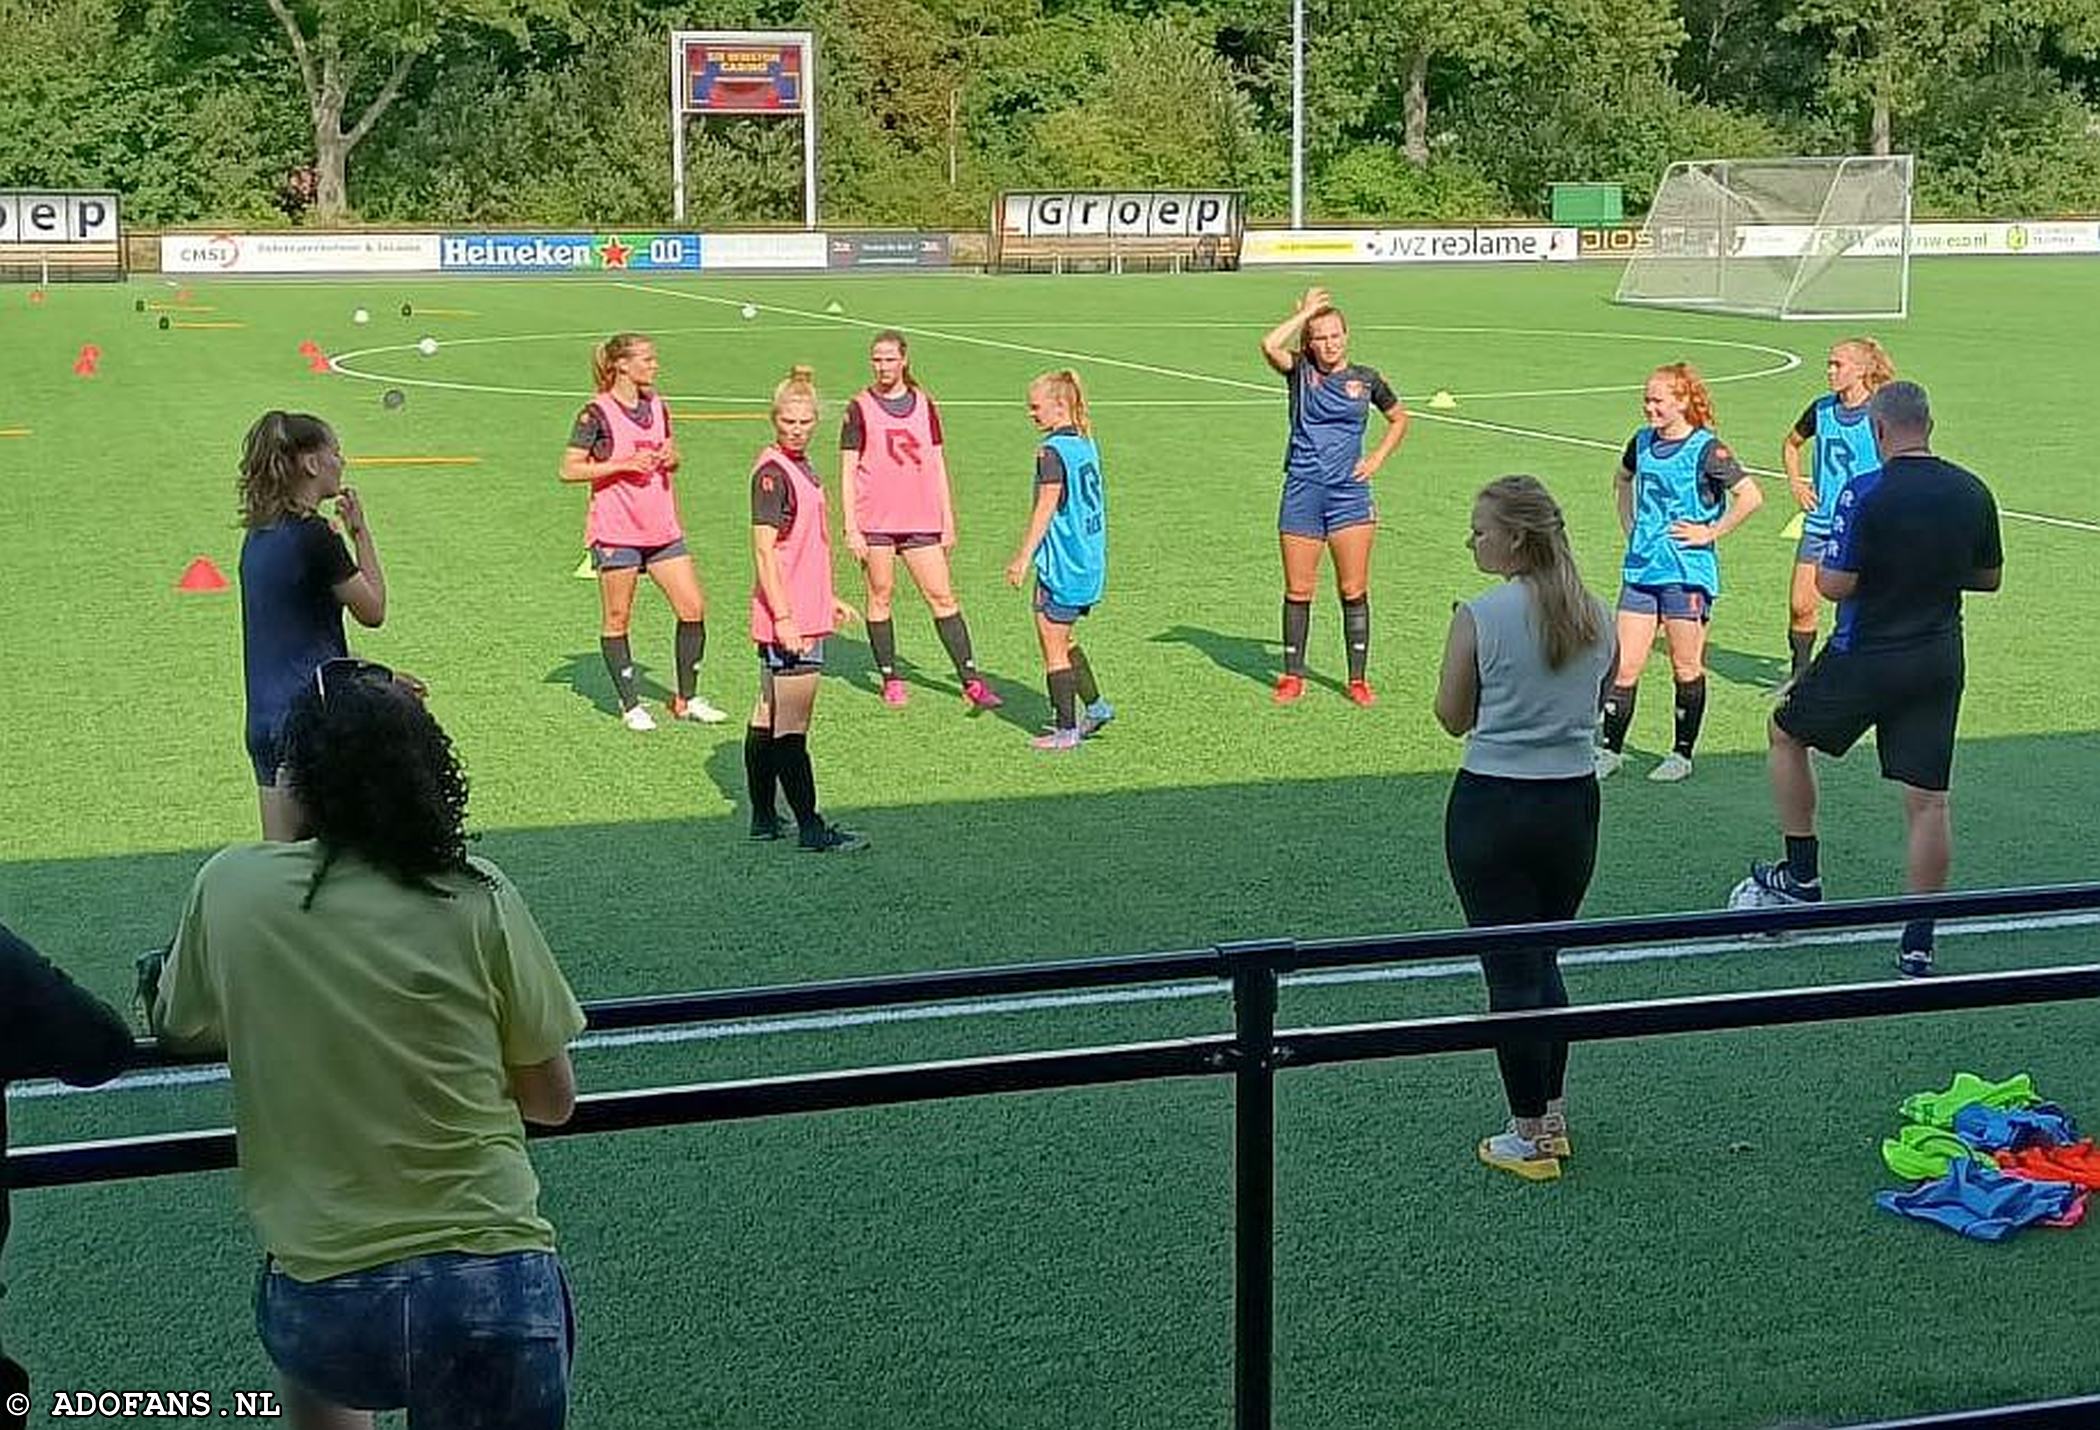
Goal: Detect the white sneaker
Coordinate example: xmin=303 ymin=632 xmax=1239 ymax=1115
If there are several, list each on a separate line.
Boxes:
xmin=621 ymin=705 xmax=658 ymax=732
xmin=1594 ymin=748 xmax=1625 ymax=780
xmin=672 ymin=695 xmax=729 ymax=724
xmin=1648 ymin=751 xmax=1693 ymax=782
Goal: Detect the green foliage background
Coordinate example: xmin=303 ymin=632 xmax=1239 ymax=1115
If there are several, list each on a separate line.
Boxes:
xmin=0 ymin=0 xmax=2096 ymax=225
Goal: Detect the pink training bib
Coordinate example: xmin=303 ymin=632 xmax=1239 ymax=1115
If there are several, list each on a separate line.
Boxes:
xmin=749 ymin=446 xmax=835 ymax=644
xmin=584 ymin=392 xmax=682 ymax=547
xmin=849 ymin=389 xmax=949 ymax=535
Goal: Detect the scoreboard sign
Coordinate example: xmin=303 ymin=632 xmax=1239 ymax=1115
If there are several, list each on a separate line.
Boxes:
xmin=679 ymin=36 xmax=808 ymax=114
xmin=0 ymin=190 xmax=123 ymax=282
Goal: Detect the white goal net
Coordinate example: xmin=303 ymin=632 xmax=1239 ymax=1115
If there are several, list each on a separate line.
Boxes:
xmin=1614 ymin=156 xmax=1913 ymax=320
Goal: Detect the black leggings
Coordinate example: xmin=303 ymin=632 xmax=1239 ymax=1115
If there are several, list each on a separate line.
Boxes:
xmin=1444 ymin=770 xmax=1600 ymax=1119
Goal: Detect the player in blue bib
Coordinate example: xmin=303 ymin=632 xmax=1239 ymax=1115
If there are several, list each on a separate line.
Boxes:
xmin=1779 ymin=338 xmax=1894 ymax=683
xmin=1259 ymin=288 xmax=1409 ymax=707
xmin=1007 ymin=370 xmax=1110 ymax=752
xmin=1597 ymin=364 xmax=1763 ymax=783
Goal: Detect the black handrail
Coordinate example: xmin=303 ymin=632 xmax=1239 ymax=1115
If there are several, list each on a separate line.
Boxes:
xmin=11 ymin=881 xmax=2100 ymax=1430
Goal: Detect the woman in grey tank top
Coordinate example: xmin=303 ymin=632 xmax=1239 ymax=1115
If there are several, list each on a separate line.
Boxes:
xmin=1434 ymin=477 xmax=1614 ymax=1182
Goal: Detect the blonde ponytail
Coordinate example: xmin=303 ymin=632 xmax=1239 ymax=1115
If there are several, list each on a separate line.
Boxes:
xmin=1032 ymin=369 xmax=1092 ymax=436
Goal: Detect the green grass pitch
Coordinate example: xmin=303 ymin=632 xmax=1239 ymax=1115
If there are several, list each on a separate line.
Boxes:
xmin=2 ymin=260 xmax=2098 ymax=1427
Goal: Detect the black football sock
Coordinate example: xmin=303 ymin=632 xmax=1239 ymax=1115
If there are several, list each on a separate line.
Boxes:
xmin=1600 ymin=684 xmax=1637 ymax=753
xmin=774 ymin=733 xmax=820 ymax=833
xmin=1672 ymin=677 xmax=1707 ymax=758
xmin=1787 ymin=628 xmax=1816 ymax=682
xmin=1069 ymin=647 xmax=1100 ymax=706
xmin=868 ymin=618 xmax=899 ymax=679
xmin=1282 ymin=599 xmax=1311 ymax=676
xmin=933 ymin=612 xmax=978 ymax=682
xmin=600 ymin=635 xmax=639 ymax=710
xmin=1341 ymin=595 xmax=1371 ymax=683
xmin=744 ymin=725 xmax=778 ymax=824
xmin=1784 ymin=834 xmax=1820 ymax=886
xmin=1046 ymin=668 xmax=1078 ymax=730
xmin=675 ymin=619 xmax=705 ymax=701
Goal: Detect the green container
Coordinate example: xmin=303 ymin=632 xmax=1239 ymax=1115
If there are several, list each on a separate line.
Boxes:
xmin=1549 ymin=182 xmax=1624 ymax=225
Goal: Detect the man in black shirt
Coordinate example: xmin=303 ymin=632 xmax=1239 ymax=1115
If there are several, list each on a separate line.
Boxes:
xmin=1741 ymin=382 xmax=2004 ymax=976
xmin=2 ymin=923 xmax=134 ymax=1427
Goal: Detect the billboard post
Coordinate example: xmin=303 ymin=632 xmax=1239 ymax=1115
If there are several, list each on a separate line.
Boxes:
xmin=669 ymin=31 xmax=817 ymax=229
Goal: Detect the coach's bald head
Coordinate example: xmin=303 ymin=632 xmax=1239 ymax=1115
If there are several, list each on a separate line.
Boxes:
xmin=1869 ymin=380 xmax=1932 ymax=458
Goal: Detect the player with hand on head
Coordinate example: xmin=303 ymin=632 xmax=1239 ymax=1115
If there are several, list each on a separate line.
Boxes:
xmin=746 ymin=366 xmax=868 ymax=852
xmin=1006 ymin=370 xmax=1110 ymax=752
xmin=560 ymin=332 xmax=724 ymax=732
xmin=1780 ymin=338 xmax=1895 ymax=685
xmin=841 ymin=330 xmax=1001 ymax=712
xmin=238 ymin=410 xmax=387 ymax=841
xmin=1597 ymin=363 xmax=1763 ymax=782
xmin=1259 ymin=287 xmax=1408 ymax=706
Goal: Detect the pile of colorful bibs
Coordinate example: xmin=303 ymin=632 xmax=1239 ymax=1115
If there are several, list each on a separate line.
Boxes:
xmin=1877 ymin=1073 xmax=2100 ymax=1241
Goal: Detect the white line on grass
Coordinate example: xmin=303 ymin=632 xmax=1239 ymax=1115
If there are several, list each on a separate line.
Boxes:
xmin=16 ymin=911 xmax=2100 ymax=1103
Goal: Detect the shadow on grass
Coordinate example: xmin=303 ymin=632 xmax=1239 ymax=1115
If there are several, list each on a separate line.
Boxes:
xmin=1706 ymin=643 xmax=1792 ymax=693
xmin=1149 ymin=624 xmax=1350 ymax=699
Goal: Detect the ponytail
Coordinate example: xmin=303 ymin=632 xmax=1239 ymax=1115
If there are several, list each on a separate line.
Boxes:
xmin=1655 ymin=362 xmax=1716 ymax=431
xmin=1032 ymin=369 xmax=1092 ymax=436
xmin=592 ymin=332 xmax=651 ymax=392
xmin=237 ymin=409 xmax=336 ymax=529
xmin=1476 ymin=475 xmax=1604 ymax=671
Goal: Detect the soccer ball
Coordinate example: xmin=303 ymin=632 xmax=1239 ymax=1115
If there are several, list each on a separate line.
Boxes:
xmin=1727 ymin=873 xmax=1791 ymax=912
xmin=417 ymin=336 xmax=438 ymax=357
xmin=740 ymin=303 xmax=758 ymax=321
xmin=352 ymin=308 xmax=370 ymax=325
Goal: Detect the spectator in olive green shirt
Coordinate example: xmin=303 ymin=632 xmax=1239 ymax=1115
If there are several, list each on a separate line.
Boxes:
xmin=152 ymin=658 xmax=585 ymax=1430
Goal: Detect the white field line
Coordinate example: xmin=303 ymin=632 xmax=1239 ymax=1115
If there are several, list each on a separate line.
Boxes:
xmin=15 ymin=911 xmax=2100 ymax=1104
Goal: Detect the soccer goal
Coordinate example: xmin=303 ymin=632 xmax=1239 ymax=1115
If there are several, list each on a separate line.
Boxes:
xmin=1614 ymin=155 xmax=1913 ymax=321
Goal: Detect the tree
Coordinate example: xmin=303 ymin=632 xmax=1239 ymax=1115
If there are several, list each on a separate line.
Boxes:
xmin=1309 ymin=0 xmax=1531 ymax=168
xmin=260 ymin=0 xmax=573 ymax=220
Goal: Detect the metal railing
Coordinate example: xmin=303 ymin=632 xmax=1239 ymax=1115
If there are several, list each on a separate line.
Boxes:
xmin=11 ymin=882 xmax=2100 ymax=1429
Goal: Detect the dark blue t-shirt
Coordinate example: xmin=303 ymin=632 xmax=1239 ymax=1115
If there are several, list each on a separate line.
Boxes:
xmin=1825 ymin=453 xmax=2003 ymax=654
xmin=1284 ymin=355 xmax=1397 ymax=486
xmin=240 ymin=515 xmax=355 ymax=742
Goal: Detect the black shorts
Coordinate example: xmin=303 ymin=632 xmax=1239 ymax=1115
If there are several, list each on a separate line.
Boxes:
xmin=1774 ymin=641 xmax=1965 ymax=791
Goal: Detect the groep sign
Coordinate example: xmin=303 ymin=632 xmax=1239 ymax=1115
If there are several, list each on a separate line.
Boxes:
xmin=999 ymin=191 xmax=1240 ymax=238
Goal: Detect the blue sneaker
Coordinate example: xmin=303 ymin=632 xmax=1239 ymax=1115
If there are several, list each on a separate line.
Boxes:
xmin=1898 ymin=947 xmax=1935 ymax=978
xmin=1080 ymin=700 xmax=1114 ymax=737
xmin=1749 ymin=859 xmax=1823 ymax=905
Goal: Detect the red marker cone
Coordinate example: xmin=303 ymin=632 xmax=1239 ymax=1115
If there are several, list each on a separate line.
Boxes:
xmin=28 ymin=290 xmax=45 ymax=306
xmin=303 ymin=341 xmax=332 ymax=374
xmin=297 ymin=339 xmax=319 ymax=356
xmin=72 ymin=344 xmax=100 ymax=378
xmin=177 ymin=557 xmax=230 ymax=593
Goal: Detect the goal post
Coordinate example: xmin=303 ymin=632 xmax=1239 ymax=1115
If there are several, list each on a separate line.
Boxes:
xmin=1614 ymin=155 xmax=1913 ymax=321
xmin=669 ymin=31 xmax=817 ymax=228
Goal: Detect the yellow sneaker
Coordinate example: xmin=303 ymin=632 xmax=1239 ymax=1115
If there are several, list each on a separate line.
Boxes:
xmin=1538 ymin=1113 xmax=1572 ymax=1160
xmin=1478 ymin=1125 xmax=1562 ymax=1182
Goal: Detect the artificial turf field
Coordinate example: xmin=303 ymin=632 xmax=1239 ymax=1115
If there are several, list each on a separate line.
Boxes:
xmin=2 ymin=259 xmax=2099 ymax=1428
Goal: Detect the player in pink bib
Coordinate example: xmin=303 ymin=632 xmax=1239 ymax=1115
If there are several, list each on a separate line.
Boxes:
xmin=746 ymin=365 xmax=867 ymax=853
xmin=840 ymin=330 xmax=1001 ymax=712
xmin=559 ymin=332 xmax=725 ymax=731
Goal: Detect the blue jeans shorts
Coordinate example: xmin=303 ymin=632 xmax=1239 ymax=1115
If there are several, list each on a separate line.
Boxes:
xmin=257 ymin=1250 xmax=574 ymax=1429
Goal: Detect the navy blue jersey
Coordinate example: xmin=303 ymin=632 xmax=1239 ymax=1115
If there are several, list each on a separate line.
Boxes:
xmin=239 ymin=516 xmax=355 ymax=745
xmin=1284 ymin=355 xmax=1397 ymax=486
xmin=1795 ymin=395 xmax=1881 ymax=538
xmin=1825 ymin=454 xmax=2002 ymax=654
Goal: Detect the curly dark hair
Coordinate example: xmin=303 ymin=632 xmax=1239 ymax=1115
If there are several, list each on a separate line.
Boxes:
xmin=278 ymin=671 xmax=485 ymax=907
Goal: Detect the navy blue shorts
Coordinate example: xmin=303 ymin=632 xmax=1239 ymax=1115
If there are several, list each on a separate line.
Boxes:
xmin=1033 ymin=583 xmax=1093 ymax=626
xmin=1795 ymin=530 xmax=1835 ymax=567
xmin=256 ymin=1250 xmax=573 ymax=1429
xmin=589 ymin=537 xmax=687 ymax=572
xmin=757 ymin=639 xmax=826 ymax=673
xmin=1617 ymin=582 xmax=1712 ymax=623
xmin=863 ymin=532 xmax=942 ymax=550
xmin=1279 ymin=479 xmax=1375 ymax=539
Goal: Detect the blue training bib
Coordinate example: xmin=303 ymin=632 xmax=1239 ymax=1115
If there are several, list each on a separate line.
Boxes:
xmin=1037 ymin=431 xmax=1106 ymax=605
xmin=1622 ymin=427 xmax=1724 ymax=596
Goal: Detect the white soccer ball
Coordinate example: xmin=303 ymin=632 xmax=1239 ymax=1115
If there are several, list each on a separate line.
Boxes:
xmin=740 ymin=303 xmax=758 ymax=321
xmin=417 ymin=336 xmax=439 ymax=357
xmin=352 ymin=308 xmax=370 ymax=325
xmin=1726 ymin=876 xmax=1766 ymax=912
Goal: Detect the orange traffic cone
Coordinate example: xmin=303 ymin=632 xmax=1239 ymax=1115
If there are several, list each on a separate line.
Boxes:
xmin=176 ymin=557 xmax=230 ymax=593
xmin=73 ymin=344 xmax=100 ymax=378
